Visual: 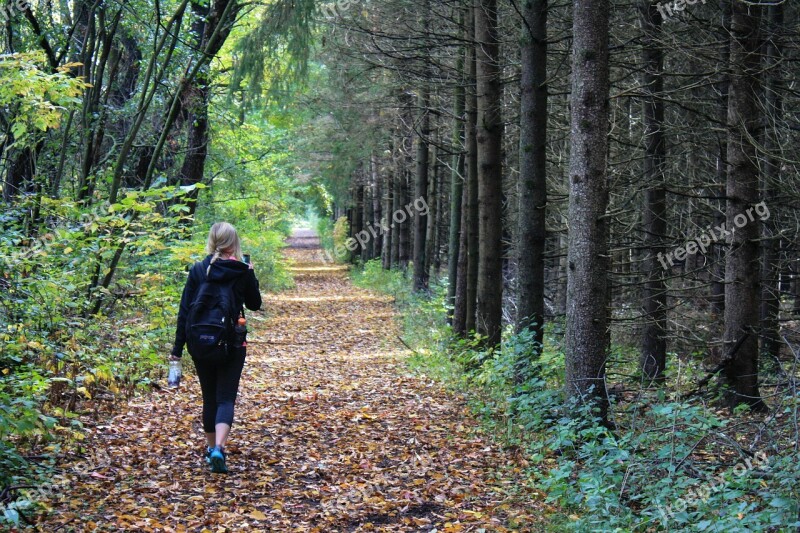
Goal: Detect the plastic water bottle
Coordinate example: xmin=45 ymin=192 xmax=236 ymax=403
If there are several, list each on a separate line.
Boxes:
xmin=234 ymin=316 xmax=247 ymax=348
xmin=168 ymin=359 xmax=182 ymax=387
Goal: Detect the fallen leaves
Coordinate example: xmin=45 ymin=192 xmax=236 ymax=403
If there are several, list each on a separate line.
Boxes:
xmin=34 ymin=238 xmax=544 ymax=532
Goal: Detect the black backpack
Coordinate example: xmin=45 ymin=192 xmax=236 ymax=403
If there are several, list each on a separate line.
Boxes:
xmin=185 ymin=263 xmax=241 ymax=360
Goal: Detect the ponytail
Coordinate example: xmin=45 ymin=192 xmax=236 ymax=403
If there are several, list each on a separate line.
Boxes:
xmin=207 ymin=248 xmax=222 ymax=277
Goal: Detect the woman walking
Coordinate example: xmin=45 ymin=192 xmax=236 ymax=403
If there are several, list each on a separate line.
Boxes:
xmin=171 ymin=222 xmax=261 ymax=473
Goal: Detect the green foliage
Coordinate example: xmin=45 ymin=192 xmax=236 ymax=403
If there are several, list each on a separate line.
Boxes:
xmin=367 ymin=274 xmax=800 ymax=532
xmin=316 ymin=216 xmax=335 ymax=255
xmin=0 ymin=188 xmax=191 ymax=492
xmin=317 ymin=216 xmax=352 ymax=264
xmin=351 ymin=258 xmax=408 ymax=299
xmin=0 ymin=53 xmax=86 ymax=150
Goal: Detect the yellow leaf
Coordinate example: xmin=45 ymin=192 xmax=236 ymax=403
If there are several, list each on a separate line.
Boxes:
xmin=249 ymin=510 xmax=268 ymax=520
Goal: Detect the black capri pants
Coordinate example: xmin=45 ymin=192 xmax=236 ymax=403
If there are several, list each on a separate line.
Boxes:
xmin=192 ymin=348 xmax=246 ymax=432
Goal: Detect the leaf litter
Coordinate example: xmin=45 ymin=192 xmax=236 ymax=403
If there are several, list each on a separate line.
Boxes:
xmin=33 ymin=237 xmax=545 ymax=532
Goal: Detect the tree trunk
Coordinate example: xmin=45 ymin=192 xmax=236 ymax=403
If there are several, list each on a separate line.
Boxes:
xmin=474 ymin=0 xmax=503 ymax=347
xmin=453 ymin=177 xmax=470 ymax=335
xmin=371 ymin=153 xmax=383 ymax=260
xmin=426 ymin=141 xmax=439 ymax=281
xmin=413 ymin=88 xmax=430 ymax=291
xmin=464 ymin=7 xmax=480 ymax=336
xmin=722 ymin=0 xmax=767 ymax=412
xmin=639 ymin=0 xmax=668 ymax=383
xmin=363 ymin=172 xmax=373 ymax=262
xmin=447 ymin=67 xmax=465 ymax=320
xmin=179 ymin=0 xmax=238 ymax=217
xmin=565 ymin=0 xmax=611 ymax=419
xmin=398 ymin=170 xmax=411 ymax=267
xmin=383 ymin=160 xmax=394 ymax=269
xmin=3 ymin=147 xmax=35 ymax=202
xmin=760 ymin=3 xmax=783 ymax=361
xmin=711 ymin=1 xmax=731 ymax=315
xmin=391 ymin=153 xmax=402 ymax=267
xmin=516 ymin=0 xmax=548 ymax=356
xmin=353 ymin=178 xmax=364 ymax=263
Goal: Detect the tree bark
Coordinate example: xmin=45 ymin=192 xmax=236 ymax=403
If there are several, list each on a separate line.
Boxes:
xmin=565 ymin=0 xmax=611 ymax=419
xmin=464 ymin=7 xmax=480 ymax=336
xmin=413 ymin=88 xmax=430 ymax=291
xmin=760 ymin=3 xmax=783 ymax=361
xmin=425 ymin=140 xmax=438 ymax=283
xmin=178 ymin=0 xmax=238 ymax=217
xmin=711 ymin=0 xmax=731 ymax=315
xmin=447 ymin=54 xmax=465 ymax=319
xmin=371 ymin=153 xmax=383 ymax=260
xmin=383 ymin=156 xmax=394 ymax=269
xmin=722 ymin=0 xmax=767 ymax=412
xmin=516 ymin=0 xmax=548 ymax=356
xmin=398 ymin=169 xmax=411 ymax=267
xmin=639 ymin=0 xmax=668 ymax=383
xmin=474 ymin=0 xmax=503 ymax=347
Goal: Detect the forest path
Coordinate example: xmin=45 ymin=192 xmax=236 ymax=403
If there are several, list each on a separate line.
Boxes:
xmin=38 ymin=230 xmax=542 ymax=532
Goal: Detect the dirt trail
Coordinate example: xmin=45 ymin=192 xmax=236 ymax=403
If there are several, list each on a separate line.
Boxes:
xmin=37 ymin=231 xmax=540 ymax=532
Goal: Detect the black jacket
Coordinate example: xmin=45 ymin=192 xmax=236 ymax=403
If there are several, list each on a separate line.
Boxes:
xmin=172 ymin=256 xmax=262 ymax=357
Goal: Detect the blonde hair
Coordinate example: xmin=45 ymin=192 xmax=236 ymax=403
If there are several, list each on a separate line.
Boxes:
xmin=206 ymin=222 xmax=242 ymax=275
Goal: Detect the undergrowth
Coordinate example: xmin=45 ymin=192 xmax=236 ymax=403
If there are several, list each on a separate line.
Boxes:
xmin=0 ymin=193 xmax=292 ymax=526
xmin=351 ymin=258 xmax=800 ymax=532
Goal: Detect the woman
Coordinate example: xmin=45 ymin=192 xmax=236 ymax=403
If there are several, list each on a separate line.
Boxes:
xmin=171 ymin=222 xmax=261 ymax=473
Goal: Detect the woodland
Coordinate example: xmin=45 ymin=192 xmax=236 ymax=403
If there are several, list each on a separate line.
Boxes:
xmin=2 ymin=0 xmax=800 ymax=530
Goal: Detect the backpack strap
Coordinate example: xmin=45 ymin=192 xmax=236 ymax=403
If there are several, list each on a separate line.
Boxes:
xmin=190 ymin=261 xmax=208 ymax=284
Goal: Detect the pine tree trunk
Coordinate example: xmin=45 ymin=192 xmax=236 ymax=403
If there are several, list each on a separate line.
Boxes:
xmin=447 ymin=68 xmax=465 ymax=318
xmin=425 ymin=142 xmax=438 ymax=284
xmin=516 ymin=0 xmax=548 ymax=355
xmin=464 ymin=10 xmax=480 ymax=335
xmin=474 ymin=0 xmax=504 ymax=347
xmin=398 ymin=170 xmax=411 ymax=267
xmin=363 ymin=175 xmax=373 ymax=261
xmin=760 ymin=3 xmax=783 ymax=361
xmin=383 ymin=162 xmax=394 ymax=269
xmin=391 ymin=162 xmax=401 ymax=267
xmin=454 ymin=179 xmax=470 ymax=335
xmin=372 ymin=154 xmax=383 ymax=260
xmin=565 ymin=0 xmax=611 ymax=419
xmin=723 ymin=1 xmax=767 ymax=412
xmin=639 ymin=0 xmax=667 ymax=383
xmin=711 ymin=1 xmax=731 ymax=315
xmin=413 ymin=88 xmax=430 ymax=291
